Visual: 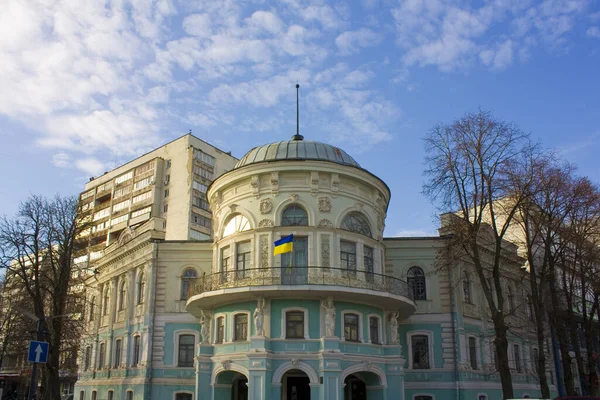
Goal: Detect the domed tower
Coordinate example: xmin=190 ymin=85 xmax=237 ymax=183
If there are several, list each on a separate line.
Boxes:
xmin=186 ymin=135 xmax=415 ymax=400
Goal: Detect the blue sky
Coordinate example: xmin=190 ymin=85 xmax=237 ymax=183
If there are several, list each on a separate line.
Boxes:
xmin=0 ymin=0 xmax=599 ymax=237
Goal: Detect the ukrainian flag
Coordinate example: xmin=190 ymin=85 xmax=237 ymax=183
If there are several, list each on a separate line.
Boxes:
xmin=274 ymin=234 xmax=293 ymax=255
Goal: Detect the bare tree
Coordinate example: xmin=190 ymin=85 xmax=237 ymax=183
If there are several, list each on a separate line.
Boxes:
xmin=0 ymin=195 xmax=88 ymax=400
xmin=424 ymin=110 xmax=538 ymax=399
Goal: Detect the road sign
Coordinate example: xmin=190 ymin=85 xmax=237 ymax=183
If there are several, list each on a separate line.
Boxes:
xmin=27 ymin=341 xmax=49 ymax=363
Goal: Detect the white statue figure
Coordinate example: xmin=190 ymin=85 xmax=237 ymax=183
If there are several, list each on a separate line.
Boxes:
xmin=254 ymin=297 xmax=266 ymax=336
xmin=389 ymin=310 xmax=399 ymax=344
xmin=322 ymin=297 xmax=336 ymax=337
xmin=199 ymin=311 xmax=211 ymax=344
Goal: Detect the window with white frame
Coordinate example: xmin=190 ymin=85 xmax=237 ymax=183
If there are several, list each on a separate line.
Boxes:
xmin=364 ymin=245 xmax=374 ymax=279
xmin=115 ymin=171 xmax=133 ymax=184
xmin=286 ymin=311 xmax=305 ymax=339
xmin=137 ymin=272 xmax=145 ymax=304
xmin=112 ymin=199 xmax=131 ymax=213
xmin=177 ymin=334 xmax=195 ymax=367
xmin=98 ymin=342 xmax=106 ymax=369
xmin=110 ymin=214 xmax=128 ymax=226
xmin=462 ymin=271 xmax=472 ymax=304
xmin=514 ymin=344 xmax=522 ymax=373
xmin=407 ymin=266 xmax=426 ymax=300
xmin=180 ymin=269 xmax=197 ymax=300
xmin=369 ymin=316 xmax=381 ymax=344
xmin=220 ymin=246 xmax=231 ymax=282
xmin=132 ymin=335 xmax=141 ymax=366
xmin=131 ymin=206 xmax=151 ymax=219
xmin=114 ymin=339 xmax=122 ymax=368
xmin=236 ymin=241 xmax=251 ymax=279
xmin=223 ymin=214 xmax=251 ymax=237
xmin=341 ymin=212 xmax=372 ymax=237
xmin=344 ymin=313 xmax=360 ymax=342
xmin=132 ymin=191 xmax=152 ymax=204
xmin=133 ymin=177 xmax=152 ymax=191
xmin=468 ymin=337 xmax=478 ymax=370
xmin=215 ymin=316 xmax=225 ymax=344
xmin=340 ymin=240 xmax=357 ymax=275
xmin=411 ymin=334 xmax=431 ymax=369
xmin=93 ymin=208 xmax=110 ymax=221
xmin=118 ymin=281 xmax=127 ymax=311
xmin=234 ymin=314 xmax=248 ymax=341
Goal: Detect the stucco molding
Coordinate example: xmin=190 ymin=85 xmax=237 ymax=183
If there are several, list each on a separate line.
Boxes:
xmin=340 ymin=363 xmax=388 ymax=388
xmin=210 ymin=361 xmax=249 ymax=384
xmin=271 ymin=360 xmax=319 ymax=384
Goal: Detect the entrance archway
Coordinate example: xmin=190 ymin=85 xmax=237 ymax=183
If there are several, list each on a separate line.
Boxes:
xmin=214 ymin=371 xmax=248 ymax=400
xmin=344 ymin=374 xmax=366 ymax=400
xmin=283 ymin=369 xmax=311 ymax=400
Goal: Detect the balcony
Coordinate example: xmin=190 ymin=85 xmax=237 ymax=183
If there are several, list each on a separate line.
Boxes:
xmin=186 ymin=266 xmax=416 ymax=316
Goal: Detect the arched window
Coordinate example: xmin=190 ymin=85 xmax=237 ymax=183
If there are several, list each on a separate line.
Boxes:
xmin=223 ymin=214 xmax=251 ymax=237
xmin=180 ymin=269 xmax=198 ymax=300
xmin=281 ymin=204 xmax=308 ymax=226
xmin=118 ymin=280 xmax=127 ymax=311
xmin=102 ymin=288 xmax=110 ymax=316
xmin=137 ymin=272 xmax=145 ymax=305
xmin=89 ymin=296 xmax=95 ymax=321
xmin=407 ymin=267 xmax=426 ymax=300
xmin=462 ymin=271 xmax=472 ymax=304
xmin=341 ymin=212 xmax=371 ymax=237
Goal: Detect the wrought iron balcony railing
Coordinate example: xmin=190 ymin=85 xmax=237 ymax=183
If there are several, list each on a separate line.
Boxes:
xmin=189 ymin=266 xmax=414 ymax=300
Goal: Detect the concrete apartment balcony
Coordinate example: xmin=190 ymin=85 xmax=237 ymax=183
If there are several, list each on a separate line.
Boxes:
xmin=186 ymin=266 xmax=416 ymax=317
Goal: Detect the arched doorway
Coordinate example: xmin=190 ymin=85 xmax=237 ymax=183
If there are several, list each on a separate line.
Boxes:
xmin=282 ymin=369 xmax=311 ymax=400
xmin=214 ymin=371 xmax=248 ymax=400
xmin=344 ymin=374 xmax=366 ymax=400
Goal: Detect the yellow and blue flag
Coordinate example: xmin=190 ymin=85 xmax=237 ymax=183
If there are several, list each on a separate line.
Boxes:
xmin=274 ymin=234 xmax=293 ymax=255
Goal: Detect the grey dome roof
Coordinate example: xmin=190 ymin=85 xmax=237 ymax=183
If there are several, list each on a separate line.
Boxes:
xmin=235 ymin=139 xmax=360 ymax=169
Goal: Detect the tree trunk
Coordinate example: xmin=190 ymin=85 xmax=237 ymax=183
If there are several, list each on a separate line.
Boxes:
xmin=493 ymin=317 xmax=514 ymax=399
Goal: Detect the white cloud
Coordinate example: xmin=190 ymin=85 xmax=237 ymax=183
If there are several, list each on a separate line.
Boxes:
xmin=75 ymin=158 xmax=105 ymax=177
xmin=52 ymin=152 xmax=71 ymax=169
xmin=587 ymin=26 xmax=600 ymax=39
xmin=393 ymin=229 xmax=437 ymax=237
xmin=182 ymin=14 xmax=213 ymax=38
xmin=480 ymin=39 xmax=514 ymax=70
xmin=335 ymin=28 xmax=382 ymax=55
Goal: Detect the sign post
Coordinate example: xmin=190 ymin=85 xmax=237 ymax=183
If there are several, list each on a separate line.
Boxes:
xmin=27 ymin=319 xmax=46 ymax=400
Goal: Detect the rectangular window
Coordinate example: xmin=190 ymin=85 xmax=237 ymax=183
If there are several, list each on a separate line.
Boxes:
xmin=114 ymin=339 xmax=122 ymax=368
xmin=514 ymin=344 xmax=522 ymax=373
xmin=131 ymin=206 xmax=151 ymax=219
xmin=192 ymin=195 xmax=211 ymax=211
xmin=191 ymin=212 xmax=211 ymax=228
xmin=364 ymin=246 xmax=374 ymax=282
xmin=110 ymin=214 xmax=128 ymax=226
xmin=133 ymin=336 xmax=140 ymax=366
xmin=164 ymin=189 xmax=169 ymax=198
xmin=134 ymin=177 xmax=153 ymax=191
xmin=135 ymin=161 xmax=155 ymax=176
xmin=234 ymin=314 xmax=248 ymax=341
xmin=96 ymin=181 xmax=113 ymax=193
xmin=221 ymin=246 xmax=230 ymax=282
xmin=369 ymin=317 xmax=380 ymax=344
xmin=98 ymin=343 xmax=105 ymax=369
xmin=236 ymin=241 xmax=251 ymax=279
xmin=115 ymin=171 xmax=133 ymax=184
xmin=112 ymin=199 xmax=131 ymax=213
xmin=340 ymin=240 xmax=356 ymax=274
xmin=194 ymin=149 xmax=216 ymax=166
xmin=411 ymin=335 xmax=430 ymax=369
xmin=113 ymin=185 xmax=131 ymax=199
xmin=286 ymin=311 xmax=305 ymax=339
xmin=132 ymin=191 xmax=153 ymax=204
xmin=192 ymin=181 xmax=208 ymax=193
xmin=166 ymin=159 xmax=171 ymax=168
xmin=81 ymin=191 xmax=94 ymax=200
xmin=163 ymin=203 xmax=168 ymax=213
xmin=344 ymin=313 xmax=359 ymax=342
xmin=84 ymin=346 xmax=91 ymax=371
xmin=533 ymin=347 xmax=540 ymax=374
xmin=216 ymin=317 xmax=225 ymax=344
xmin=93 ymin=208 xmax=110 ymax=221
xmin=193 ymin=165 xmax=214 ymax=181
xmin=469 ymin=337 xmax=478 ymax=370
xmin=178 ymin=335 xmax=195 ymax=367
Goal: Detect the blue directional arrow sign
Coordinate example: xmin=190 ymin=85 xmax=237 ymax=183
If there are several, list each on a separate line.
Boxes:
xmin=27 ymin=341 xmax=49 ymax=363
